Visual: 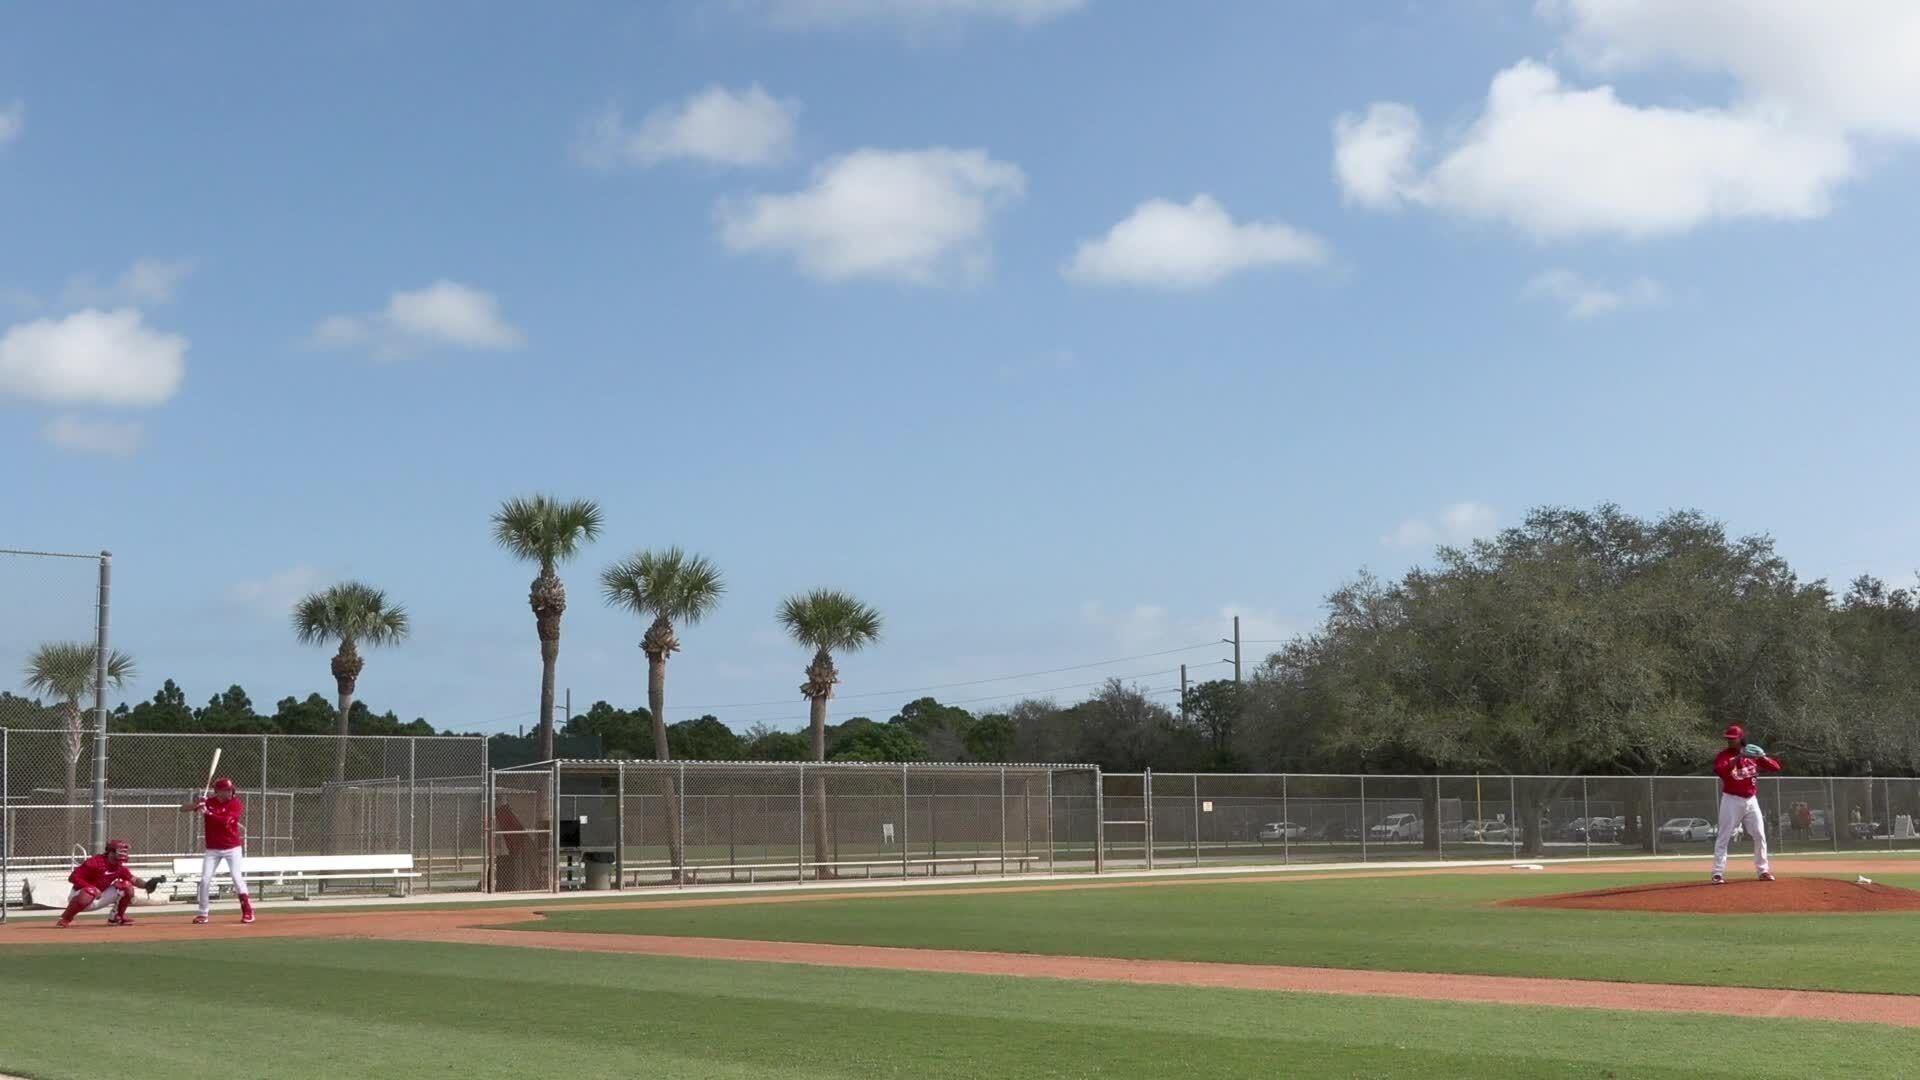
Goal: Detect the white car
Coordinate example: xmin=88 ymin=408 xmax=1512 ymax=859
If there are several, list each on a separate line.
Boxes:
xmin=1370 ymin=813 xmax=1422 ymax=841
xmin=1258 ymin=821 xmax=1306 ymax=841
xmin=1658 ymin=817 xmax=1717 ymax=842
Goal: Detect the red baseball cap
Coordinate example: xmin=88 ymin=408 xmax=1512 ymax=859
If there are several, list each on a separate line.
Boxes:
xmin=1722 ymin=725 xmax=1745 ymax=741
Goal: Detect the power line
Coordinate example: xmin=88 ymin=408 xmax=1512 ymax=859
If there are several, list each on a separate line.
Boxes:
xmin=661 ymin=640 xmax=1227 ymax=712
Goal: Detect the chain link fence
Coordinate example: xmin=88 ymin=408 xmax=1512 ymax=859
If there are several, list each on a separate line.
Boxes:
xmin=499 ymin=761 xmax=1101 ymax=892
xmin=1092 ymin=771 xmax=1920 ymax=871
xmin=2 ymin=731 xmax=485 ymax=919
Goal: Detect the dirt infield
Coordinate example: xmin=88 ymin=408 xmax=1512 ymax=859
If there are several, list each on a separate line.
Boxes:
xmin=1507 ymin=875 xmax=1920 ymax=914
xmin=7 ymin=857 xmax=1919 ymax=1029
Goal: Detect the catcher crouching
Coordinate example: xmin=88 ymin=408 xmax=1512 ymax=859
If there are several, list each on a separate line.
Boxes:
xmin=57 ymin=839 xmax=166 ymax=928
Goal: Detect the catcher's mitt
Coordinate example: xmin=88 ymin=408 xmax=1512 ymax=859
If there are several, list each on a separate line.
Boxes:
xmin=143 ymin=874 xmax=168 ymax=896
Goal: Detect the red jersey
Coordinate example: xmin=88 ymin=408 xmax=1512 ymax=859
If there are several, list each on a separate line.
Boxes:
xmin=202 ymin=795 xmax=245 ymax=849
xmin=68 ymin=854 xmax=134 ymax=893
xmin=1713 ymin=748 xmax=1781 ymax=798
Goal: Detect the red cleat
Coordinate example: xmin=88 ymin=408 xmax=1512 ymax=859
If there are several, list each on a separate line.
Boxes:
xmin=55 ymin=918 xmax=71 ymax=928
xmin=241 ymin=911 xmax=255 ymax=924
xmin=1758 ymin=872 xmax=1776 ymax=882
xmin=192 ymin=915 xmax=210 ymax=924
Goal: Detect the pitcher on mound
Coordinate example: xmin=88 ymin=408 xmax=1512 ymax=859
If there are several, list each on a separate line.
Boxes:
xmin=180 ymin=777 xmax=255 ymax=923
xmin=1711 ymin=725 xmax=1781 ymax=884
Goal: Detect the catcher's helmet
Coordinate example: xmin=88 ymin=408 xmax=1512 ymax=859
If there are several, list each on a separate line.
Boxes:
xmin=105 ymin=838 xmax=131 ymax=860
xmin=213 ymin=777 xmax=236 ymax=793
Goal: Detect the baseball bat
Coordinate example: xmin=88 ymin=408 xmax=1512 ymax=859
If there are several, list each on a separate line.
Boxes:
xmin=201 ymin=747 xmax=222 ymax=800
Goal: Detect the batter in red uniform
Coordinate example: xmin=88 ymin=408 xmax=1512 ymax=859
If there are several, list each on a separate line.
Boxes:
xmin=1712 ymin=724 xmax=1782 ymax=884
xmin=57 ymin=839 xmax=152 ymax=927
xmin=180 ymin=777 xmax=254 ymax=924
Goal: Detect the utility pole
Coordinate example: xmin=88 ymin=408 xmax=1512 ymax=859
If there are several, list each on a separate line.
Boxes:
xmin=1179 ymin=664 xmax=1189 ymax=723
xmin=1220 ymin=616 xmax=1242 ymax=684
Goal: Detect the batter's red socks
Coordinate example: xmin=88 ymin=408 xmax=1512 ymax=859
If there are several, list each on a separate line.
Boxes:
xmin=239 ymin=896 xmax=254 ymax=923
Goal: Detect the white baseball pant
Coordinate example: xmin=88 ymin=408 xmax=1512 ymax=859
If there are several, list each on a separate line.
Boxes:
xmin=1712 ymin=793 xmax=1769 ymax=877
xmin=197 ymin=846 xmax=250 ymax=915
xmin=65 ymin=884 xmax=127 ymax=913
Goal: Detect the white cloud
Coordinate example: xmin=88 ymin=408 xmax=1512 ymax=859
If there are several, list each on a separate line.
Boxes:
xmin=313 ymin=281 xmax=524 ymax=356
xmin=0 ymin=308 xmax=187 ymax=407
xmin=748 ymin=0 xmax=1085 ymax=29
xmin=1063 ymin=195 xmax=1327 ymax=290
xmin=1547 ymin=0 xmax=1920 ymax=139
xmin=1338 ymin=3 xmax=1920 ymax=239
xmin=1334 ymin=61 xmax=1852 ymax=239
xmin=1522 ymin=268 xmax=1665 ymax=318
xmin=227 ymin=565 xmax=323 ymax=619
xmin=40 ymin=416 xmax=143 ymax=457
xmin=718 ymin=147 xmax=1025 ymax=283
xmin=575 ymin=85 xmax=799 ymax=169
xmin=1384 ymin=502 xmax=1499 ymax=550
xmin=1080 ymin=602 xmax=1308 ymax=660
xmin=62 ymin=258 xmax=197 ymax=309
xmin=0 ymin=100 xmax=22 ymax=146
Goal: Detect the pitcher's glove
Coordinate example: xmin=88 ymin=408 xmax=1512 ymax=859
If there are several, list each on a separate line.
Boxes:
xmin=1742 ymin=744 xmax=1767 ymax=758
xmin=142 ymin=874 xmax=168 ymax=896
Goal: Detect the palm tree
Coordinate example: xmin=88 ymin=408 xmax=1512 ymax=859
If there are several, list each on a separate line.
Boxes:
xmin=292 ymin=582 xmax=410 ymax=782
xmin=777 ymin=589 xmax=882 ymax=875
xmin=602 ymin=547 xmax=725 ymax=877
xmin=23 ymin=642 xmax=135 ymax=843
xmin=493 ymin=494 xmax=603 ymax=761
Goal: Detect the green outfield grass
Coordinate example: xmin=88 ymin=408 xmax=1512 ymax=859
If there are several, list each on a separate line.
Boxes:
xmin=525 ymin=870 xmax=1920 ymax=995
xmin=2 ymin=938 xmax=1917 ymax=1079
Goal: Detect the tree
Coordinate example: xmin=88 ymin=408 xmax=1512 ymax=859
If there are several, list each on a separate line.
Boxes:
xmin=1184 ymin=679 xmax=1245 ymax=770
xmin=743 ymin=722 xmax=809 ymax=761
xmin=964 ymin=713 xmax=1017 ymax=762
xmin=828 ymin=717 xmax=926 ymax=762
xmin=600 ymin=548 xmax=725 ymax=762
xmin=293 ymin=581 xmax=410 ymax=781
xmin=563 ymin=701 xmax=653 ymax=758
xmin=668 ymin=715 xmax=745 ymax=760
xmin=493 ymin=494 xmax=603 ymax=761
xmin=891 ymin=696 xmax=974 ymax=760
xmin=778 ymin=588 xmax=883 ymax=874
xmin=23 ymin=641 xmax=135 ymax=843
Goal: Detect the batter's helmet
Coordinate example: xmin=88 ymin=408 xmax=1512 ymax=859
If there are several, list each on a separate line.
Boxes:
xmin=213 ymin=777 xmax=235 ymax=793
xmin=1723 ymin=725 xmax=1745 ymax=741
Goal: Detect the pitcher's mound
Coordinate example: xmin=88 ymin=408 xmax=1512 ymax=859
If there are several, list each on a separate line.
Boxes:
xmin=1505 ymin=876 xmax=1920 ymax=914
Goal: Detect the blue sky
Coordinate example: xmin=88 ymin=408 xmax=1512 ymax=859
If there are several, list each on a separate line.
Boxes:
xmin=5 ymin=1 xmax=1918 ymax=736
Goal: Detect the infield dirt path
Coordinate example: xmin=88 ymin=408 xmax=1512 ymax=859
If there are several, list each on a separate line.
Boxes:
xmin=8 ymin=858 xmax=1920 ymax=1029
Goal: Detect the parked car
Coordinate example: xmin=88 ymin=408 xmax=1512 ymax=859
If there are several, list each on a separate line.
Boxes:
xmin=1313 ymin=820 xmax=1360 ymax=842
xmin=1257 ymin=821 xmax=1306 ymax=842
xmin=1370 ymin=813 xmax=1423 ymax=842
xmin=1659 ymin=817 xmax=1716 ymax=842
xmin=1569 ymin=816 xmax=1620 ymax=844
xmin=1461 ymin=819 xmax=1513 ymax=843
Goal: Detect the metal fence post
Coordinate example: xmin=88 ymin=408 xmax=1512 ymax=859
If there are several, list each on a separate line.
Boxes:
xmin=1582 ymin=777 xmax=1591 ymax=859
xmin=549 ymin=764 xmax=560 ymax=893
xmin=1281 ymin=773 xmax=1291 ymax=864
xmin=1192 ymin=774 xmax=1201 ymax=866
xmin=90 ymin=551 xmax=112 ymax=851
xmin=259 ymin=734 xmax=270 ymax=856
xmin=677 ymin=762 xmax=688 ymax=887
xmin=797 ymin=763 xmax=806 ymax=882
xmin=1511 ymin=776 xmax=1520 ymax=860
xmin=1098 ymin=760 xmax=1113 ymax=868
xmin=999 ymin=765 xmax=1008 ymax=877
xmin=1143 ymin=768 xmax=1154 ymax=871
xmin=481 ymin=737 xmax=493 ymax=893
xmin=1359 ymin=774 xmax=1368 ymax=863
xmin=901 ymin=762 xmax=910 ymax=880
xmin=3 ymin=726 xmax=9 ymax=924
xmin=1827 ymin=777 xmax=1838 ymax=853
xmin=615 ymin=761 xmax=625 ymax=890
xmin=1885 ymin=778 xmax=1895 ymax=852
xmin=1046 ymin=768 xmax=1055 ymax=875
xmin=408 ymin=738 xmax=417 ymax=868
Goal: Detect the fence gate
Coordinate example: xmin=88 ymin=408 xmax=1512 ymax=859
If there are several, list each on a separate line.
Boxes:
xmin=490 ymin=765 xmax=554 ymax=892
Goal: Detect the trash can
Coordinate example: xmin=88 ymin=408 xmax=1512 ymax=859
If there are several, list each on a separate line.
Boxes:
xmin=584 ymin=851 xmax=614 ymax=891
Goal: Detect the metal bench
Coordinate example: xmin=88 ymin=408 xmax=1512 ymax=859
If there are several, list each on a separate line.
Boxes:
xmin=170 ymin=854 xmax=419 ymax=899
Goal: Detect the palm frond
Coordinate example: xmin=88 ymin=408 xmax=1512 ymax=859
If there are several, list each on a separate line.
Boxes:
xmin=291 ymin=582 xmax=412 ymax=648
xmin=492 ymin=495 xmax=604 ymax=567
xmin=777 ymin=589 xmax=883 ymax=653
xmin=23 ymin=641 xmax=136 ymax=700
xmin=601 ymin=547 xmax=726 ymax=625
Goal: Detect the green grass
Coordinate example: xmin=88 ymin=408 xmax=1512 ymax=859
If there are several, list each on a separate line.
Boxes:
xmin=524 ymin=871 xmax=1920 ymax=995
xmin=3 ymin=938 xmax=1917 ymax=1079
